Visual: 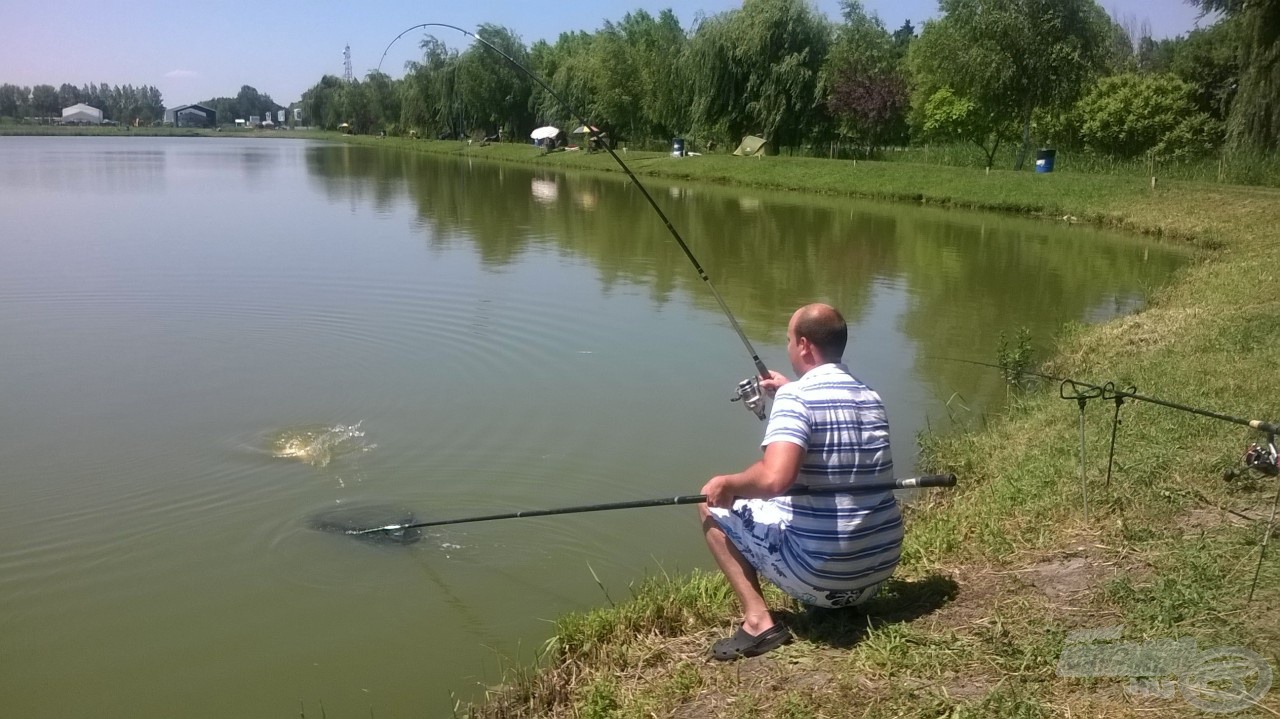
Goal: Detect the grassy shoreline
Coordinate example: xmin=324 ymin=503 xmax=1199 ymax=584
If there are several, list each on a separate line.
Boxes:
xmin=12 ymin=129 xmax=1278 ymax=715
xmin=336 ymin=138 xmax=1278 ymax=717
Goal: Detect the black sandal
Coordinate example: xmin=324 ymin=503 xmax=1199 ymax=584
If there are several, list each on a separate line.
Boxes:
xmin=710 ymin=623 xmax=792 ymax=661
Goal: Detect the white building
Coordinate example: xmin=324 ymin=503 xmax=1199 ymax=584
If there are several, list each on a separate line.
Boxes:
xmin=61 ymin=103 xmax=103 ymax=124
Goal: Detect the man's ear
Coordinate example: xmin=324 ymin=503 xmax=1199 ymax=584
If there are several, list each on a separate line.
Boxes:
xmin=797 ymin=336 xmax=814 ymax=360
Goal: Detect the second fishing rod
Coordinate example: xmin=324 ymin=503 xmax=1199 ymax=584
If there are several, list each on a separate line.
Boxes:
xmin=939 ymin=356 xmax=1278 ymax=434
xmin=379 ymin=23 xmax=772 ymax=420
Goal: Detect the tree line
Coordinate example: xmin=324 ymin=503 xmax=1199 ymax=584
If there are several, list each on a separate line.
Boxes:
xmin=300 ymin=0 xmax=1276 ymax=167
xmin=0 ymin=82 xmax=165 ymax=124
xmin=0 ymin=81 xmax=284 ymax=127
xmin=196 ymin=85 xmax=286 ymax=125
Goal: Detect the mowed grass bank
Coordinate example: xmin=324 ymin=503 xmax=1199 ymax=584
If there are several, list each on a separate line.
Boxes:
xmin=343 ymin=137 xmax=1280 ymax=718
xmin=327 ymin=133 xmax=1268 ymax=250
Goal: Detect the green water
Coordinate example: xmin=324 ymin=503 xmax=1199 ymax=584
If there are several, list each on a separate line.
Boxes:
xmin=0 ymin=137 xmax=1186 ymax=717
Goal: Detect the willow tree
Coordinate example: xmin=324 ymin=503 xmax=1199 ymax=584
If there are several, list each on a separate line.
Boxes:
xmin=687 ymin=0 xmax=833 ymax=150
xmin=1190 ymin=0 xmax=1279 ymax=150
xmin=455 ymin=24 xmax=534 ymax=138
xmin=910 ymin=0 xmax=1112 ymax=169
xmin=598 ymin=10 xmax=689 ymax=142
xmin=401 ymin=37 xmax=466 ymax=136
xmin=301 ymin=75 xmax=346 ymax=130
xmin=529 ymin=32 xmax=595 ymax=129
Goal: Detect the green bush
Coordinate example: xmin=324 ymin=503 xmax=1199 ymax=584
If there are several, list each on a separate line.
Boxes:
xmin=1076 ymin=73 xmax=1223 ymax=160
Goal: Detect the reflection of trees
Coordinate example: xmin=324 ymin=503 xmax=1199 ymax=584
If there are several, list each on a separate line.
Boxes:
xmin=304 ymin=144 xmax=1186 ymax=404
xmin=891 ymin=214 xmax=1178 ymax=401
xmin=305 ymin=145 xmax=898 ymax=340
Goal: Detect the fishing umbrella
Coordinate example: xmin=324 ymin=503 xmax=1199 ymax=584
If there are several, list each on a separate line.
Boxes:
xmin=571 ymin=125 xmax=600 ymax=135
xmin=530 ymin=126 xmax=561 ymax=140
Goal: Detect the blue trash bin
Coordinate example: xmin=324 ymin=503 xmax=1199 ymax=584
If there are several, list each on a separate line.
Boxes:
xmin=672 ymin=138 xmax=686 ymax=157
xmin=1035 ymin=148 xmax=1056 ymax=173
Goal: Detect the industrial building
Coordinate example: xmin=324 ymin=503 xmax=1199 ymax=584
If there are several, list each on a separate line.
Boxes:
xmin=163 ymin=104 xmax=217 ymax=128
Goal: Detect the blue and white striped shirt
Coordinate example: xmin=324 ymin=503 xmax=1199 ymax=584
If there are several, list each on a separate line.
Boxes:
xmin=762 ymin=363 xmax=903 ymax=594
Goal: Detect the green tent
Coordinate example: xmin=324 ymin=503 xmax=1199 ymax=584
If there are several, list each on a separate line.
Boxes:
xmin=733 ymin=135 xmax=768 ymax=157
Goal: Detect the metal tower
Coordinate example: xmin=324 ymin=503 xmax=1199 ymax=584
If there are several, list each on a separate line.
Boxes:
xmin=343 ymin=45 xmax=353 ymax=83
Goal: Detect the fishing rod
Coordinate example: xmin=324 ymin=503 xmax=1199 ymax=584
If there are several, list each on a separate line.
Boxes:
xmin=937 ymin=357 xmax=1278 ymax=434
xmin=379 ymin=23 xmax=771 ymax=419
xmin=354 ymin=473 xmax=957 ymax=536
xmin=940 ymin=355 xmax=1279 ymax=601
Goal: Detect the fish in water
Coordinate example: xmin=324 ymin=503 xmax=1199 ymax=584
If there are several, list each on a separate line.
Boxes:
xmin=307 ymin=502 xmax=422 ymax=546
xmin=270 ymin=423 xmax=372 ymax=467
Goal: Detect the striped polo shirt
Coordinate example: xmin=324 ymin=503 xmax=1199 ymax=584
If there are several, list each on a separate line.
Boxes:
xmin=763 ymin=363 xmax=903 ymax=597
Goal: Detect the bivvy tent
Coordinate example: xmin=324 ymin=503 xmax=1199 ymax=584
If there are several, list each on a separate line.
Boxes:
xmin=733 ymin=135 xmax=768 ymax=157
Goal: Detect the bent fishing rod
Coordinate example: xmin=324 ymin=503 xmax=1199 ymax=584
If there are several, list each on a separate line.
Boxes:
xmin=379 ymin=23 xmax=770 ymax=419
xmin=355 ymin=473 xmax=957 ymax=535
xmin=937 ymin=357 xmax=1279 ymax=434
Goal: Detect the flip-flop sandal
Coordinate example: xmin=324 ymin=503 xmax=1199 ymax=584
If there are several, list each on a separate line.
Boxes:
xmin=710 ymin=623 xmax=792 ymax=661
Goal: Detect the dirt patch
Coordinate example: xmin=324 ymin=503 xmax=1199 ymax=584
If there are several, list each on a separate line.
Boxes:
xmin=917 ymin=566 xmax=1023 ymax=632
xmin=1022 ymin=556 xmax=1097 ymax=600
xmin=916 ymin=550 xmax=1138 ymax=636
xmin=938 ymin=674 xmax=996 ymax=701
xmin=1181 ymin=505 xmax=1267 ymax=535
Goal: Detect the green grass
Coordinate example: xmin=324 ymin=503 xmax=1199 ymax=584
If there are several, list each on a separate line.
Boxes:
xmin=878 ymin=143 xmax=1280 ymax=187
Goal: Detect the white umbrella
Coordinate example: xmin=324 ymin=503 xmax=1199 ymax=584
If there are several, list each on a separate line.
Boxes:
xmin=530 ymin=126 xmax=561 ymax=140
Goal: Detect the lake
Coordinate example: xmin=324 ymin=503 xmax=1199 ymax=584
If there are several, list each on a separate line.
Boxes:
xmin=0 ymin=136 xmax=1187 ymax=717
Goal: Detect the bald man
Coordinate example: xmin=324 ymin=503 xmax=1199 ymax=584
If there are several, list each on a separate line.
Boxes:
xmin=699 ymin=303 xmax=902 ymax=660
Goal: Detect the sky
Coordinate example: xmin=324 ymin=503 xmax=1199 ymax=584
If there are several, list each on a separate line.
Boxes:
xmin=3 ymin=0 xmax=1214 ymax=108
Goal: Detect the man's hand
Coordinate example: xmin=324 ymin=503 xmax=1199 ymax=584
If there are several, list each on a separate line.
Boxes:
xmin=701 ymin=475 xmax=735 ymax=509
xmin=759 ymin=370 xmax=791 ymax=397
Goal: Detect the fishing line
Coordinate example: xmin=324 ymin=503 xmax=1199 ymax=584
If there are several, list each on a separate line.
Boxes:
xmin=378 ymin=23 xmax=771 ymax=417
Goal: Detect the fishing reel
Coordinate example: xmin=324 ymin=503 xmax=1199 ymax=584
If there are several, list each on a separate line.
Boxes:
xmin=1243 ymin=441 xmax=1279 ymax=477
xmin=732 ymin=376 xmax=767 ymax=421
xmin=1225 ymin=439 xmax=1279 ymax=480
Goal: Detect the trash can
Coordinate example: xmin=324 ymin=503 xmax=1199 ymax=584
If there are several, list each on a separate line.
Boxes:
xmin=672 ymin=138 xmax=686 ymax=157
xmin=1035 ymin=148 xmax=1056 ymax=173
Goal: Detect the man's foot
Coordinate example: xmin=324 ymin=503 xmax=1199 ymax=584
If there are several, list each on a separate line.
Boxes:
xmin=710 ymin=623 xmax=792 ymax=661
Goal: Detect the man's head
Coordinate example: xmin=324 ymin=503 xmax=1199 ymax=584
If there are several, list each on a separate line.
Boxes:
xmin=786 ymin=303 xmax=847 ymax=374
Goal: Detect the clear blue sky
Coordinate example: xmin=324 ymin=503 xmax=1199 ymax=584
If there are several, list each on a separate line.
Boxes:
xmin=4 ymin=0 xmax=1213 ymax=108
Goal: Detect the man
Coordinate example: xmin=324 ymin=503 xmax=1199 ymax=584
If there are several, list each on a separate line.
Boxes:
xmin=699 ymin=303 xmax=902 ymax=660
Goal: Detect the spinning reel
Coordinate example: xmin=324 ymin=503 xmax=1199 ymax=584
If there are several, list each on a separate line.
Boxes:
xmin=1243 ymin=441 xmax=1279 ymax=477
xmin=1225 ymin=433 xmax=1279 ymax=481
xmin=731 ymin=376 xmax=768 ymax=421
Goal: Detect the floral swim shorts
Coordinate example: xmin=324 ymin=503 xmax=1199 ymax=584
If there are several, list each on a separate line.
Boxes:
xmin=710 ymin=498 xmax=885 ymax=609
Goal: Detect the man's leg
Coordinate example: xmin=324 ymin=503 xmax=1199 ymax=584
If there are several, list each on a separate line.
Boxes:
xmin=699 ymin=504 xmax=775 ymax=636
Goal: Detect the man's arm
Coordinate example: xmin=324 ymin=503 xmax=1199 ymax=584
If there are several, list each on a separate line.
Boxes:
xmin=701 ymin=441 xmax=804 ymax=508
